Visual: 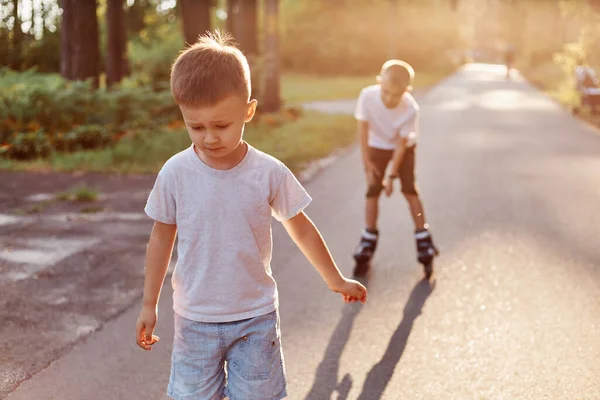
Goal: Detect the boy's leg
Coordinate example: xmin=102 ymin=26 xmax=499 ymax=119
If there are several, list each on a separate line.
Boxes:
xmin=168 ymin=313 xmax=226 ymax=400
xmin=398 ymin=147 xmax=439 ymax=268
xmin=364 ymin=148 xmax=392 ymax=230
xmin=354 ymin=148 xmax=393 ymax=265
xmin=224 ymin=310 xmax=287 ymax=400
xmin=398 ymin=147 xmax=427 ymax=231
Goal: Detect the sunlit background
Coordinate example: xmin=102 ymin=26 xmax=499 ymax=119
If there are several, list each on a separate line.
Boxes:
xmin=1 ymin=0 xmax=599 ymax=172
xmin=2 ymin=1 xmax=600 ymax=399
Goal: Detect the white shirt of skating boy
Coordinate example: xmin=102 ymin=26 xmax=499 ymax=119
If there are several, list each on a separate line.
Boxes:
xmin=354 ymin=84 xmax=420 ymax=150
xmin=145 ymin=143 xmax=312 ymax=323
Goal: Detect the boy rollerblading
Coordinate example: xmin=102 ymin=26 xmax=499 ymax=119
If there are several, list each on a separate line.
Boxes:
xmin=353 ymin=59 xmax=438 ymax=278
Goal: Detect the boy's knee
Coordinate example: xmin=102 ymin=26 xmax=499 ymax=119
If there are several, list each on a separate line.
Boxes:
xmin=366 ymin=182 xmax=384 ymax=198
xmin=402 ymin=186 xmax=419 ymax=198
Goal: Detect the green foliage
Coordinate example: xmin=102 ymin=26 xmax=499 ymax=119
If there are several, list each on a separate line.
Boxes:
xmin=2 ymin=130 xmax=51 ymax=160
xmin=53 ymin=125 xmax=112 ymax=152
xmin=1 ymin=110 xmax=356 ymax=175
xmin=0 ymin=68 xmax=181 ymax=160
xmin=127 ymin=22 xmax=184 ymax=89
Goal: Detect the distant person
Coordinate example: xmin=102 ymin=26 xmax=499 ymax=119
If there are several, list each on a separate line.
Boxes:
xmin=135 ymin=30 xmax=367 ymax=400
xmin=575 ymin=57 xmax=600 ymax=114
xmin=505 ymin=45 xmax=516 ymax=79
xmin=352 ymin=59 xmax=438 ymax=279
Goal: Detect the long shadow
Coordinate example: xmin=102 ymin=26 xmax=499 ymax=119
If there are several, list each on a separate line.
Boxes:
xmin=357 ymin=279 xmax=435 ymax=400
xmin=304 ymin=277 xmax=369 ymax=400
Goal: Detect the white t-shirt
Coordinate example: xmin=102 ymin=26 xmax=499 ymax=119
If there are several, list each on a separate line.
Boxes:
xmin=144 ymin=143 xmax=312 ymax=323
xmin=355 ymin=85 xmax=420 ymax=150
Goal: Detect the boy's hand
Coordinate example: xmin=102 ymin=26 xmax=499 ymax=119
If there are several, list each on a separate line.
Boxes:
xmin=330 ymin=278 xmax=368 ymax=304
xmin=136 ymin=306 xmax=160 ymax=351
xmin=384 ymin=177 xmax=394 ymax=197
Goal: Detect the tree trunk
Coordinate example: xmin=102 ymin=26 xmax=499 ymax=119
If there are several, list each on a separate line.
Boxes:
xmin=30 ymin=0 xmax=35 ymax=36
xmin=70 ymin=0 xmax=100 ymax=87
xmin=180 ymin=0 xmax=211 ymax=46
xmin=262 ymin=0 xmax=280 ymax=112
xmin=106 ymin=0 xmax=128 ymax=87
xmin=41 ymin=0 xmax=47 ymax=37
xmin=10 ymin=0 xmax=21 ymax=69
xmin=60 ymin=0 xmax=73 ymax=79
xmin=230 ymin=0 xmax=258 ymax=56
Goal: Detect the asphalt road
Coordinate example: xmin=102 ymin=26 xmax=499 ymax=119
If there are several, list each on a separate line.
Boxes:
xmin=4 ymin=64 xmax=600 ymax=399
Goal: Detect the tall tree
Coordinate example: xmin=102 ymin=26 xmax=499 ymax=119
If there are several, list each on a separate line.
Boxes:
xmin=61 ymin=0 xmax=101 ymax=87
xmin=229 ymin=0 xmax=258 ymax=56
xmin=10 ymin=0 xmax=22 ymax=69
xmin=180 ymin=0 xmax=211 ymax=46
xmin=106 ymin=0 xmax=129 ymax=87
xmin=60 ymin=0 xmax=73 ymax=79
xmin=30 ymin=0 xmax=35 ymax=36
xmin=262 ymin=0 xmax=280 ymax=112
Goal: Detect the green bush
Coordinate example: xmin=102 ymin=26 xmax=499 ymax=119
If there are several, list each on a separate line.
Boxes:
xmin=0 ymin=68 xmax=101 ymax=135
xmin=53 ymin=125 xmax=113 ymax=153
xmin=0 ymin=67 xmax=184 ymax=161
xmin=2 ymin=131 xmax=51 ymax=160
xmin=0 ymin=68 xmax=181 ymax=145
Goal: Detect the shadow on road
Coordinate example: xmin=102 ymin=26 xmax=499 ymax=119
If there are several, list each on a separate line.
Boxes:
xmin=357 ymin=278 xmax=436 ymax=400
xmin=304 ymin=276 xmax=369 ymax=400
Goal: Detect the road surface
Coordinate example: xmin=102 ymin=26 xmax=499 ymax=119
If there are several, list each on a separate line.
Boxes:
xmin=4 ymin=64 xmax=600 ymax=399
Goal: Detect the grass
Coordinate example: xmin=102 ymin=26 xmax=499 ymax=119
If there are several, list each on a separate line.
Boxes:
xmin=0 ymin=111 xmax=356 ymax=174
xmin=281 ymin=67 xmax=454 ymax=104
xmin=55 ymin=186 xmax=99 ymax=202
xmin=80 ymin=205 xmax=104 ymax=213
xmin=14 ymin=204 xmax=45 ymax=215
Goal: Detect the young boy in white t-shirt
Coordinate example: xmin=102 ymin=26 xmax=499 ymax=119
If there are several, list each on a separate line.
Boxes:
xmin=353 ymin=59 xmax=438 ymax=278
xmin=135 ymin=31 xmax=367 ymax=400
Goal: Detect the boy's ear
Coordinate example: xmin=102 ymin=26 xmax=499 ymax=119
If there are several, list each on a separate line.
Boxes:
xmin=406 ymin=85 xmax=413 ymax=93
xmin=245 ymin=99 xmax=258 ymax=122
xmin=376 ymin=75 xmax=382 ymax=83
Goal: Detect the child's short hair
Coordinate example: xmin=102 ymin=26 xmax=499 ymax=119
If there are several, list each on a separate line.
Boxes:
xmin=380 ymin=59 xmax=415 ymax=88
xmin=170 ymin=30 xmax=251 ymax=107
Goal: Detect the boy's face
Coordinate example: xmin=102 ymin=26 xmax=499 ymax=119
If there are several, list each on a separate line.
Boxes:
xmin=378 ymin=73 xmax=408 ymax=109
xmin=180 ymin=95 xmax=257 ymax=165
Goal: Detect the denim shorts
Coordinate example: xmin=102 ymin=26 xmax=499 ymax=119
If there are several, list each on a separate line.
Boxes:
xmin=167 ymin=310 xmax=287 ymax=400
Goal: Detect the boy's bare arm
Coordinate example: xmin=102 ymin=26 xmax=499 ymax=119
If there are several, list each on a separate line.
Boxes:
xmin=389 ymin=136 xmax=409 ymax=175
xmin=384 ymin=137 xmax=408 ymax=197
xmin=282 ymin=212 xmax=367 ymax=303
xmin=358 ymin=121 xmax=378 ymax=182
xmin=136 ymin=221 xmax=177 ymax=350
xmin=143 ymin=221 xmax=177 ymax=307
xmin=358 ymin=120 xmax=370 ymax=162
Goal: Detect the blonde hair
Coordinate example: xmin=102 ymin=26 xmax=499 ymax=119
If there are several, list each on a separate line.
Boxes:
xmin=170 ymin=30 xmax=251 ymax=106
xmin=380 ymin=59 xmax=415 ymax=87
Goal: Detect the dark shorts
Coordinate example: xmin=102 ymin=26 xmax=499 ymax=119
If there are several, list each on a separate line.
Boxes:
xmin=366 ymin=146 xmax=418 ymax=197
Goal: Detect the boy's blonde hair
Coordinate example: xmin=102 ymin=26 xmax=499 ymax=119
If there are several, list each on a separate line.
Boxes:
xmin=380 ymin=59 xmax=415 ymax=88
xmin=170 ymin=30 xmax=251 ymax=107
